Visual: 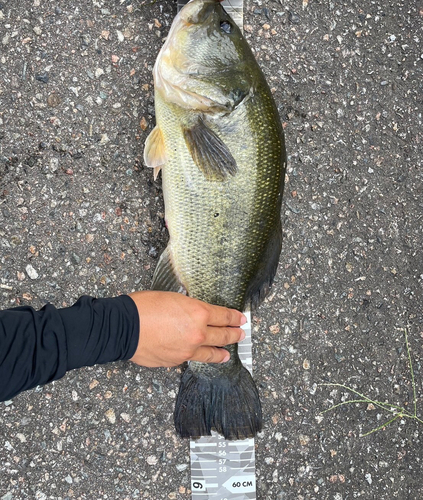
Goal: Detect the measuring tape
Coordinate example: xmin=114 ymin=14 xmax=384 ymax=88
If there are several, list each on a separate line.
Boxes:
xmin=172 ymin=3 xmax=254 ymax=498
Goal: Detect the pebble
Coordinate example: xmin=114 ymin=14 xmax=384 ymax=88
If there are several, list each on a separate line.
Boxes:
xmin=81 ymin=33 xmax=91 ymax=46
xmin=140 ymin=117 xmax=148 ymax=131
xmin=71 ymin=253 xmax=81 ymax=265
xmin=26 ymin=264 xmax=39 ymax=280
xmin=176 ymin=463 xmax=188 ymax=472
xmin=299 ymin=434 xmax=310 ymax=446
xmin=147 ymin=455 xmax=158 ymax=466
xmin=288 ymin=12 xmax=301 ymax=24
xmin=269 ymin=324 xmax=280 ymax=334
xmin=89 ymin=379 xmax=99 ymax=389
xmin=275 ymin=432 xmax=283 ymax=442
xmin=105 ymin=408 xmax=116 ymax=424
xmin=1 ymin=493 xmax=13 ymax=500
xmin=148 ymin=246 xmax=158 ymax=258
xmin=47 ymin=93 xmax=61 ymax=107
xmin=35 ymin=73 xmax=49 ymax=83
xmin=16 ymin=433 xmax=26 ymax=442
xmin=152 ymin=380 xmax=162 ymax=393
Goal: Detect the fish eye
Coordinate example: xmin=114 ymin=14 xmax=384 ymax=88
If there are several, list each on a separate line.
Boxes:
xmin=220 ymin=21 xmax=232 ymax=34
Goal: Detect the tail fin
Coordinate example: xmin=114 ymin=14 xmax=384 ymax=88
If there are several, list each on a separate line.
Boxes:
xmin=174 ymin=361 xmax=262 ymax=440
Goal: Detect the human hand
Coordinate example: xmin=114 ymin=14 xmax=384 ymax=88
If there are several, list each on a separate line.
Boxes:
xmin=128 ymin=291 xmax=247 ymax=367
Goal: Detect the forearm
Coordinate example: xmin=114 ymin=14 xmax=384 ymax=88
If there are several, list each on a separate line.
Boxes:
xmin=0 ymin=295 xmax=139 ymax=402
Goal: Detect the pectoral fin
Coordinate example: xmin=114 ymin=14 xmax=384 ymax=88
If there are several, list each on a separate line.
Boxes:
xmin=144 ymin=125 xmax=167 ymax=179
xmin=183 ymin=119 xmax=237 ymax=181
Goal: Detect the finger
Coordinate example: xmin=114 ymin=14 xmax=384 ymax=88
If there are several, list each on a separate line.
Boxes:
xmin=202 ymin=326 xmax=245 ymax=347
xmin=204 ymin=303 xmax=247 ymax=327
xmin=189 ymin=346 xmax=231 ymax=364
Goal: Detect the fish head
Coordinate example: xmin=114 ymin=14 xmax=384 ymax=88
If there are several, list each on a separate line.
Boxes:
xmin=154 ymin=0 xmax=254 ymax=113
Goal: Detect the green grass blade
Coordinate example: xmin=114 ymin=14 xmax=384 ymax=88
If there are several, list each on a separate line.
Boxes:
xmin=361 ymin=414 xmax=401 ymax=437
xmin=321 ymin=399 xmax=371 ymax=414
xmin=319 ymin=328 xmax=422 ymax=437
xmin=404 ymin=328 xmax=418 ymax=418
xmin=319 ymin=383 xmax=407 ymax=413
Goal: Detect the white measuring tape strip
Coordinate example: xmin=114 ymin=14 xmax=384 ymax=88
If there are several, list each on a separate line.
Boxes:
xmin=173 ymin=3 xmax=254 ymax=498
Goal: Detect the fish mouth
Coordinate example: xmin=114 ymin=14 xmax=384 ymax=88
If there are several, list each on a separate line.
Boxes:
xmin=179 ymin=0 xmax=220 ymax=26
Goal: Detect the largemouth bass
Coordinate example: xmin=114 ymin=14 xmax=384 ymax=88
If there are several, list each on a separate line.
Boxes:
xmin=144 ymin=0 xmax=286 ymax=440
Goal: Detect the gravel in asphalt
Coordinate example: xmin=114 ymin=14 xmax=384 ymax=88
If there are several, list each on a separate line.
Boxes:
xmin=1 ymin=1 xmax=422 ymax=499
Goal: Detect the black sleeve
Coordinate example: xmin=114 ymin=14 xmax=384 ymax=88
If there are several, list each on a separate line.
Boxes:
xmin=0 ymin=295 xmax=139 ymax=402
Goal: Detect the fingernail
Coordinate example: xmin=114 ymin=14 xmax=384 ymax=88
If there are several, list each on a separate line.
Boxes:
xmin=239 ymin=330 xmax=246 ymax=342
xmin=240 ymin=314 xmax=248 ymax=325
xmin=221 ymin=352 xmax=230 ymax=363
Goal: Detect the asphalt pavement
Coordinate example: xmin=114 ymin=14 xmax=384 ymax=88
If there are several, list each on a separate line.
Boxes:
xmin=1 ymin=0 xmax=422 ymax=499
